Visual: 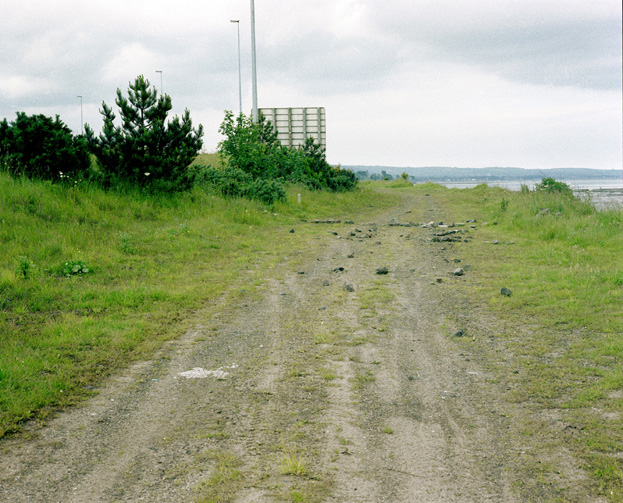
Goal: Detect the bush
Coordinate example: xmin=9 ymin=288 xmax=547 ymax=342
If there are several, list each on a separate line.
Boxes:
xmin=245 ymin=178 xmax=286 ymax=205
xmin=0 ymin=113 xmax=90 ymax=182
xmin=85 ymin=75 xmax=203 ymax=192
xmin=194 ymin=165 xmax=286 ymax=205
xmin=218 ymin=110 xmax=280 ymax=179
xmin=217 ymin=111 xmax=357 ymax=192
xmin=536 ymin=177 xmax=573 ymax=195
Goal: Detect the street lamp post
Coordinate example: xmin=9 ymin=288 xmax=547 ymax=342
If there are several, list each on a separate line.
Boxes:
xmin=77 ymin=95 xmax=83 ymax=135
xmin=155 ymin=70 xmax=163 ymax=95
xmin=230 ymin=20 xmax=242 ymax=116
xmin=250 ymin=0 xmax=258 ymax=123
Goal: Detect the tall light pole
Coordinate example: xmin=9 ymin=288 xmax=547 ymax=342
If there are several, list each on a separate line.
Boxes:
xmin=230 ymin=20 xmax=242 ymax=116
xmin=250 ymin=0 xmax=258 ymax=123
xmin=155 ymin=70 xmax=163 ymax=95
xmin=77 ymin=95 xmax=83 ymax=135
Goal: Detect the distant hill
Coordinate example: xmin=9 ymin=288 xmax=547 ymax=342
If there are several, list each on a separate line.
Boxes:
xmin=344 ymin=166 xmax=623 ymax=182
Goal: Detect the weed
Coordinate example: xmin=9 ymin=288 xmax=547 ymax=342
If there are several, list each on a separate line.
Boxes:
xmin=54 ymin=260 xmax=91 ymax=277
xmin=118 ymin=232 xmax=136 ymax=254
xmin=353 ymin=372 xmax=376 ymax=389
xmin=279 ymin=451 xmax=309 ymax=477
xmin=16 ymin=256 xmax=33 ymax=279
xmin=287 ymin=368 xmax=306 ymax=379
xmin=289 ymin=489 xmax=308 ymax=502
xmin=320 ymin=371 xmax=336 ymax=381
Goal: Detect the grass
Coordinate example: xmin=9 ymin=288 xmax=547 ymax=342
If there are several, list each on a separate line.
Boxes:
xmin=406 ymin=182 xmax=622 ymax=501
xmin=0 ymin=173 xmax=396 ymax=437
xmin=279 ymin=450 xmax=309 ymax=477
xmin=3 ymin=172 xmax=621 ymax=500
xmin=191 ymin=152 xmax=227 ymax=169
xmin=194 ymin=450 xmax=242 ymax=503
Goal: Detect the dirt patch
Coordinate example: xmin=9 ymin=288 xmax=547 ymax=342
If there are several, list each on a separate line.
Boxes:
xmin=0 ymin=190 xmax=601 ymax=502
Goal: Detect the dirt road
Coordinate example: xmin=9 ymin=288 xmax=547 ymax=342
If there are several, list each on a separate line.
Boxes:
xmin=0 ymin=191 xmax=591 ymax=502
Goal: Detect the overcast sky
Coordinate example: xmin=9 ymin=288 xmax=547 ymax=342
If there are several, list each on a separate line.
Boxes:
xmin=2 ymin=0 xmax=621 ymax=169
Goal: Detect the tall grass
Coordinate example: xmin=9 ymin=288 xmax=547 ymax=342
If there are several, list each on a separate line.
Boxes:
xmin=0 ymin=174 xmax=395 ymax=436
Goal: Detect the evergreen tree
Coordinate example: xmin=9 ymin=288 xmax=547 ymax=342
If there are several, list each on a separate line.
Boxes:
xmin=0 ymin=113 xmax=89 ymax=181
xmin=86 ymin=75 xmax=203 ymax=191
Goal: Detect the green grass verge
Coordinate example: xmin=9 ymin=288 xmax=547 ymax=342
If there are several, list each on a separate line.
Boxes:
xmin=408 ymin=182 xmax=622 ymax=501
xmin=0 ymin=173 xmax=396 ymax=437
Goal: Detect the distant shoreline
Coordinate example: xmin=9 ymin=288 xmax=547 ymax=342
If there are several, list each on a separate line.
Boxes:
xmin=345 ymin=165 xmax=623 ymax=183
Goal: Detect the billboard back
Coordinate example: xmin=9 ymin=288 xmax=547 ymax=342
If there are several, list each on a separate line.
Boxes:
xmin=259 ymin=107 xmax=326 ymax=151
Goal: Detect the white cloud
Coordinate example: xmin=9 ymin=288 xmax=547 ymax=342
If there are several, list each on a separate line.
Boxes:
xmin=102 ymin=43 xmax=160 ymax=85
xmin=323 ymin=63 xmax=621 ymax=168
xmin=0 ymin=74 xmax=49 ymax=100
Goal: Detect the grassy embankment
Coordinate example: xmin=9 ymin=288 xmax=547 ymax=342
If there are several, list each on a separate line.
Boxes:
xmin=403 ymin=181 xmax=622 ymax=501
xmin=2 ymin=168 xmax=621 ymax=499
xmin=0 ymin=169 xmax=396 ymax=437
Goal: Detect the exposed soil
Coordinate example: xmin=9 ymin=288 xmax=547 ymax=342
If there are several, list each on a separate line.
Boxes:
xmin=0 ymin=190 xmax=599 ymax=502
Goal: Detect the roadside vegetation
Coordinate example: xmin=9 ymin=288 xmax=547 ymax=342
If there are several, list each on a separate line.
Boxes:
xmin=0 ymin=75 xmax=365 ymax=438
xmin=0 ymin=173 xmax=392 ymax=437
xmin=194 ymin=110 xmax=357 ymax=204
xmin=1 ymin=75 xmax=352 ymax=200
xmin=405 ymin=181 xmax=622 ymax=501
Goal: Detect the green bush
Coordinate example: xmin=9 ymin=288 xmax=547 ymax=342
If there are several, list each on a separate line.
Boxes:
xmin=218 ymin=111 xmax=280 ymax=180
xmin=536 ymin=177 xmax=573 ymax=195
xmin=0 ymin=113 xmax=90 ymax=181
xmin=217 ymin=111 xmax=357 ymax=192
xmin=194 ymin=165 xmax=286 ymax=205
xmin=245 ymin=178 xmax=286 ymax=205
xmin=85 ymin=75 xmax=203 ymax=192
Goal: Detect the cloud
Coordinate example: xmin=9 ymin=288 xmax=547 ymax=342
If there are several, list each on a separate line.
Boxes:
xmin=322 ymin=62 xmax=621 ymax=168
xmin=369 ymin=0 xmax=622 ymax=90
xmin=102 ymin=43 xmax=160 ymax=84
xmin=259 ymin=31 xmax=400 ymax=96
xmin=0 ymin=0 xmax=620 ymax=170
xmin=0 ymin=74 xmax=48 ymax=100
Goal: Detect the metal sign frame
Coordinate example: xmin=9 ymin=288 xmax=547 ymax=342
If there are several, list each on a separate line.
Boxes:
xmin=259 ymin=107 xmax=326 ymax=150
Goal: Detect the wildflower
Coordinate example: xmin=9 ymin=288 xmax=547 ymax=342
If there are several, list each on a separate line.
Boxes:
xmin=144 ymin=172 xmax=151 ymax=176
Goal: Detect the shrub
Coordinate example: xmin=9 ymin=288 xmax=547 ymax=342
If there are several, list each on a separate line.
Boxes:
xmin=194 ymin=165 xmax=286 ymax=205
xmin=217 ymin=111 xmax=357 ymax=192
xmin=85 ymin=75 xmax=203 ymax=192
xmin=536 ymin=177 xmax=573 ymax=195
xmin=245 ymin=178 xmax=286 ymax=205
xmin=0 ymin=113 xmax=90 ymax=181
xmin=217 ymin=110 xmax=280 ymax=179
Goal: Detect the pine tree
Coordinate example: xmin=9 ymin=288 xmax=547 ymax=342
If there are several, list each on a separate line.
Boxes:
xmin=86 ymin=75 xmax=203 ymax=191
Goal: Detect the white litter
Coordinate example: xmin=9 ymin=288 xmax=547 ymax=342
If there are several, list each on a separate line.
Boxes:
xmin=178 ymin=364 xmax=238 ymax=380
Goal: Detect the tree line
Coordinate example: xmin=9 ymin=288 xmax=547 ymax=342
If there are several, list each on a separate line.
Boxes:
xmin=0 ymin=75 xmax=356 ymax=202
